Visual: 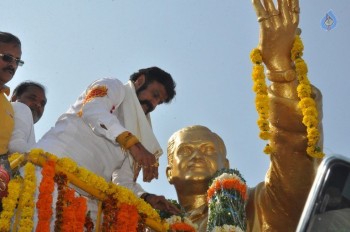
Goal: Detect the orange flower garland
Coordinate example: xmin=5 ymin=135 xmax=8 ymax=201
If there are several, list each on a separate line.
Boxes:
xmin=72 ymin=196 xmax=87 ymax=231
xmin=207 ymin=169 xmax=247 ymax=232
xmin=171 ymin=222 xmax=196 ymax=232
xmin=166 ymin=215 xmax=197 ymax=232
xmin=61 ymin=188 xmax=87 ymax=232
xmin=115 ymin=203 xmax=139 ymax=232
xmin=36 ymin=159 xmax=56 ymax=232
xmin=207 ymin=178 xmax=248 ymax=202
xmin=26 ymin=149 xmax=164 ymax=230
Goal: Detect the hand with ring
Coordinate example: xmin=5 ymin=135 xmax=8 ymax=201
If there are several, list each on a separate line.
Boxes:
xmin=252 ymin=0 xmax=300 ymax=71
xmin=128 ymin=142 xmax=159 ymax=182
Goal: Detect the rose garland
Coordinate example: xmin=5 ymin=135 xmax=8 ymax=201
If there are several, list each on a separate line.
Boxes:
xmin=35 ymin=159 xmax=56 ymax=232
xmin=16 ymin=162 xmax=36 ymax=232
xmin=54 ymin=173 xmax=67 ymax=231
xmin=250 ymin=36 xmax=324 ymax=158
xmin=207 ymin=169 xmax=247 ymax=232
xmin=0 ymin=176 xmax=22 ymax=231
xmin=84 ymin=211 xmax=94 ymax=232
xmin=102 ymin=196 xmax=118 ymax=231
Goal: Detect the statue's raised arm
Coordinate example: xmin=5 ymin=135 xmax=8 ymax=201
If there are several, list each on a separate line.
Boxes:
xmin=253 ymin=0 xmax=299 ymax=73
xmin=247 ymin=0 xmax=324 ymax=231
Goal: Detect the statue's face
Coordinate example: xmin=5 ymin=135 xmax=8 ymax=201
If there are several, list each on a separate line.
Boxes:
xmin=169 ymin=129 xmax=227 ymax=183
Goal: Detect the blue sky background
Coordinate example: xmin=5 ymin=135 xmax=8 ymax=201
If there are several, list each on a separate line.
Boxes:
xmin=2 ymin=1 xmax=350 ymax=201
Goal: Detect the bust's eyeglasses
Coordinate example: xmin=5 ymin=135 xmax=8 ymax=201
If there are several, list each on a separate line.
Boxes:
xmin=0 ymin=53 xmax=24 ymax=66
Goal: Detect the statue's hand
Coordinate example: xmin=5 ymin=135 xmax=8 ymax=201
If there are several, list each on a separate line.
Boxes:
xmin=252 ymin=0 xmax=300 ymax=71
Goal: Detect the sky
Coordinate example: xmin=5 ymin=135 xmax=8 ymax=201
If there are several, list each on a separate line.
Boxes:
xmin=2 ymin=0 xmax=350 ymax=201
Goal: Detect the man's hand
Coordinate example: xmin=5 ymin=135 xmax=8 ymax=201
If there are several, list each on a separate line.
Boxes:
xmin=252 ymin=0 xmax=300 ymax=71
xmin=143 ymin=193 xmax=181 ymax=215
xmin=128 ymin=143 xmax=159 ymax=182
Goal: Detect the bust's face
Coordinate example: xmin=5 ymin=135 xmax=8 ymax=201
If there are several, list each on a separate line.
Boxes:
xmin=169 ymin=128 xmax=228 ymax=184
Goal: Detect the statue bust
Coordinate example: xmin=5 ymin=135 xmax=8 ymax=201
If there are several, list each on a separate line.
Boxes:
xmin=166 ymin=125 xmax=229 ymax=231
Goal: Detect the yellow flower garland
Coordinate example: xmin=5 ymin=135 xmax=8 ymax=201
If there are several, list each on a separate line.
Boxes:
xmin=250 ymin=35 xmax=324 ymax=158
xmin=0 ymin=176 xmax=22 ymax=231
xmin=250 ymin=48 xmax=272 ymax=154
xmin=292 ymin=35 xmax=324 ymax=158
xmin=16 ymin=162 xmax=36 ymax=232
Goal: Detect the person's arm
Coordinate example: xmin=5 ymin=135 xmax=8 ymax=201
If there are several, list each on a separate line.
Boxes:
xmin=75 ymin=78 xmax=128 ymax=143
xmin=8 ymin=102 xmax=35 ymax=154
xmin=79 ymin=78 xmax=159 ymax=183
xmin=250 ymin=0 xmax=323 ymax=231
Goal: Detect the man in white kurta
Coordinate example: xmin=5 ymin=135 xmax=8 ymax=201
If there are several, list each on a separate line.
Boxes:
xmin=34 ymin=67 xmax=179 ymax=216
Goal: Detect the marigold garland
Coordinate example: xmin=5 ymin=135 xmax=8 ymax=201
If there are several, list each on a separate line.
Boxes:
xmin=249 ymin=48 xmax=271 ymax=154
xmin=6 ymin=149 xmax=165 ymax=231
xmin=0 ymin=176 xmax=22 ymax=231
xmin=35 ymin=159 xmax=56 ymax=232
xmin=72 ymin=196 xmax=87 ymax=231
xmin=250 ymin=36 xmax=324 ymax=158
xmin=115 ymin=203 xmax=139 ymax=232
xmin=166 ymin=215 xmax=197 ymax=232
xmin=291 ymin=35 xmax=324 ymax=158
xmin=61 ymin=188 xmax=87 ymax=232
xmin=28 ymin=149 xmax=161 ymax=225
xmin=16 ymin=162 xmax=36 ymax=232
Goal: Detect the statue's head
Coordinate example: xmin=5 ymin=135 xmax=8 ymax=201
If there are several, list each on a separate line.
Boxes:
xmin=166 ymin=125 xmax=229 ymax=186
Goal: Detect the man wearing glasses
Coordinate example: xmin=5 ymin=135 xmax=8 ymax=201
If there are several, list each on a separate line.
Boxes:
xmin=0 ymin=31 xmax=24 ymax=201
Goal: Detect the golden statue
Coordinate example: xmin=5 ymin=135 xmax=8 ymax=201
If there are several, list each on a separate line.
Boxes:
xmin=166 ymin=125 xmax=230 ymax=231
xmin=166 ymin=0 xmax=323 ymax=231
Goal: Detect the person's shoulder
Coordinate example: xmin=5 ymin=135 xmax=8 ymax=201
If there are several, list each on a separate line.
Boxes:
xmin=11 ymin=101 xmax=31 ymax=114
xmin=91 ymin=77 xmax=124 ymax=87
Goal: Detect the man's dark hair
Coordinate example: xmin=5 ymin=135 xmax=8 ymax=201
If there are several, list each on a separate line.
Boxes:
xmin=0 ymin=31 xmax=21 ymax=46
xmin=130 ymin=67 xmax=176 ymax=103
xmin=12 ymin=81 xmax=46 ymax=98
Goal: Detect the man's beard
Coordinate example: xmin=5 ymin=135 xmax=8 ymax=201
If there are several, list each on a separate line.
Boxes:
xmin=139 ymin=99 xmax=154 ymax=115
xmin=136 ymin=83 xmax=154 ymax=114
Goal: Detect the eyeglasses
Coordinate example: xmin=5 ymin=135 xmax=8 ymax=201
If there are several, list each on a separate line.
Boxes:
xmin=0 ymin=53 xmax=24 ymax=66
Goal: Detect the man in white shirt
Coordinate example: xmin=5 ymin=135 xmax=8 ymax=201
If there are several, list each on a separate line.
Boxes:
xmin=34 ymin=67 xmax=179 ymax=216
xmin=9 ymin=81 xmax=47 ymax=153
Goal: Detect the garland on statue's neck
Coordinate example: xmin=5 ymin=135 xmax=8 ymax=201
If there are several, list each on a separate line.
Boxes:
xmin=207 ymin=169 xmax=248 ymax=232
xmin=250 ymin=35 xmax=324 ymax=158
